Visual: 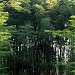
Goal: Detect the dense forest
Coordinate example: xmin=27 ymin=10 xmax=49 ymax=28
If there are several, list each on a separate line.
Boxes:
xmin=0 ymin=0 xmax=75 ymax=75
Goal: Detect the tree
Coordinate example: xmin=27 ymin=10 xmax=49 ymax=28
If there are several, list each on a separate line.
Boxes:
xmin=0 ymin=1 xmax=12 ymax=75
xmin=0 ymin=0 xmax=75 ymax=75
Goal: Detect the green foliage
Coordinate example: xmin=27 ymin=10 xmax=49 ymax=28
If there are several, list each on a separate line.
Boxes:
xmin=20 ymin=0 xmax=31 ymax=13
xmin=0 ymin=2 xmax=12 ymax=74
xmin=0 ymin=5 xmax=12 ymax=49
xmin=0 ymin=0 xmax=75 ymax=75
xmin=32 ymin=4 xmax=45 ymax=14
xmin=0 ymin=4 xmax=9 ymax=25
xmin=55 ymin=62 xmax=67 ymax=69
